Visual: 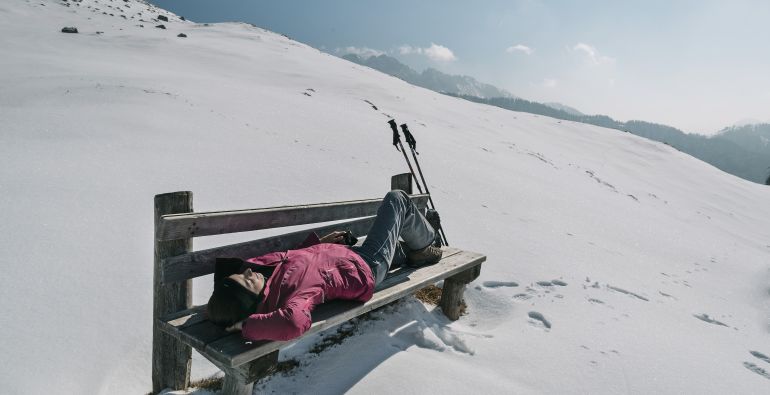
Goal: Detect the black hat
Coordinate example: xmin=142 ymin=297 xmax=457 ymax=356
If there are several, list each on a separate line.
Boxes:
xmin=217 ymin=277 xmax=260 ymax=317
xmin=214 ymin=257 xmax=246 ymax=281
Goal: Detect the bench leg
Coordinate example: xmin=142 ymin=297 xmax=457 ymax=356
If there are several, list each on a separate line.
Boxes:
xmin=220 ymin=350 xmax=278 ymax=395
xmin=439 ymin=265 xmax=482 ymax=320
xmin=439 ymin=278 xmax=466 ymax=320
xmin=221 ymin=375 xmax=253 ymax=395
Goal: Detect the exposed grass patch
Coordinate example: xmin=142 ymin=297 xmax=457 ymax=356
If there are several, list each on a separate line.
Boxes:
xmin=415 ymin=284 xmax=442 ymax=305
xmin=189 ymin=375 xmax=223 ymax=392
xmin=414 ymin=284 xmax=467 ymax=316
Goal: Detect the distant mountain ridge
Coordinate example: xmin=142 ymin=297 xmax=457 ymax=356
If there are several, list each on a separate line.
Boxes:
xmin=716 ymin=123 xmax=770 ymax=154
xmin=543 ymin=102 xmax=584 ymax=116
xmin=342 ymin=54 xmax=514 ymax=99
xmin=339 ymin=53 xmax=770 ymax=184
xmin=455 ymin=95 xmax=770 ymax=184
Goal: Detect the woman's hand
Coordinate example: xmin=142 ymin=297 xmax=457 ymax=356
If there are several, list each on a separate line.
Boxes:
xmin=226 ymin=320 xmax=244 ymax=333
xmin=319 ymin=231 xmax=346 ymax=244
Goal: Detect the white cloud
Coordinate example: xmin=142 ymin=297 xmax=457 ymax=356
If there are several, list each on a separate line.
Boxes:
xmin=398 ymin=45 xmax=423 ymax=55
xmin=424 ymin=43 xmax=457 ymax=61
xmin=572 ymin=42 xmax=615 ymax=65
xmin=506 ymin=44 xmax=533 ymax=55
xmin=335 ymin=46 xmax=384 ymax=58
xmin=543 ymin=78 xmax=558 ymax=88
xmin=398 ymin=43 xmax=457 ymax=62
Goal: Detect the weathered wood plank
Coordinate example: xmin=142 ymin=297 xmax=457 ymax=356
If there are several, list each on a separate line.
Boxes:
xmin=439 ymin=278 xmax=466 ymax=320
xmin=221 ymin=351 xmax=278 ymax=395
xmin=170 ymin=320 xmax=229 ymax=352
xmin=391 ymin=173 xmax=413 ymax=193
xmin=157 ymin=194 xmax=430 ymax=241
xmin=152 ymin=192 xmax=193 ymax=393
xmin=161 ymin=216 xmax=375 ymax=284
xmin=206 ymin=249 xmax=484 ymax=368
xmin=221 ymin=375 xmax=253 ymax=395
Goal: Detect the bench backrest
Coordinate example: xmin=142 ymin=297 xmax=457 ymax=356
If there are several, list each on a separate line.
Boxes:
xmin=154 ymin=173 xmax=421 ymax=293
xmin=155 ymin=191 xmax=428 ymax=285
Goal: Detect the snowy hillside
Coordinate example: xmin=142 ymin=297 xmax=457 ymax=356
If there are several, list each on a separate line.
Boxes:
xmin=1 ymin=1 xmax=770 ymax=394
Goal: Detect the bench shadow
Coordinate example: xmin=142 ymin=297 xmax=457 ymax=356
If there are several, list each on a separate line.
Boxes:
xmin=257 ymin=297 xmax=469 ymax=394
xmin=180 ymin=265 xmax=469 ymax=394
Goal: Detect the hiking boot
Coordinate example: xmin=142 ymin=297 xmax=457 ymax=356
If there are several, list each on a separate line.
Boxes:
xmin=407 ymin=244 xmax=443 ymax=268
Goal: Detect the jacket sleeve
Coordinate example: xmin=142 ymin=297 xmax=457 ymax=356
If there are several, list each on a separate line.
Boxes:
xmin=295 ymin=232 xmax=321 ymax=249
xmin=241 ymin=301 xmax=312 ymax=341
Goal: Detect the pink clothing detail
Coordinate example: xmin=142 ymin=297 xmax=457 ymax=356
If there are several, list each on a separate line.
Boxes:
xmin=240 ymin=241 xmax=374 ymax=341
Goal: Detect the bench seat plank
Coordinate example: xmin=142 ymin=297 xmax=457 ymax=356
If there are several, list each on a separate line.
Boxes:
xmin=157 ymin=247 xmax=485 ymax=368
xmin=157 ymin=194 xmax=430 ymax=241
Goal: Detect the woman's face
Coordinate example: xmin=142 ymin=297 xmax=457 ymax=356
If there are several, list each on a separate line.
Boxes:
xmin=227 ymin=267 xmax=265 ymax=296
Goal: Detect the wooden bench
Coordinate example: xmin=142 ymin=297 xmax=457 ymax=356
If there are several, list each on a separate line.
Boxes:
xmin=151 ymin=174 xmax=487 ymax=395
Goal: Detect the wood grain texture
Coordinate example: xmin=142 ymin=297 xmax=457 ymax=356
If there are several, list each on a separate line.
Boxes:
xmin=220 ymin=352 xmax=278 ymax=395
xmin=439 ymin=278 xmax=466 ymax=320
xmin=221 ymin=376 xmax=253 ymax=395
xmin=152 ymin=192 xmax=193 ymax=393
xmin=157 ymin=248 xmax=486 ymax=368
xmin=391 ymin=173 xmax=413 ymax=193
xmin=157 ymin=194 xmax=429 ymax=241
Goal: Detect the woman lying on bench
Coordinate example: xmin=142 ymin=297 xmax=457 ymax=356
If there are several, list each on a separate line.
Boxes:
xmin=207 ymin=190 xmax=442 ymax=341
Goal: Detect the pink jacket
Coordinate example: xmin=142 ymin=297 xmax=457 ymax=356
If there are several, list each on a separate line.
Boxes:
xmin=240 ymin=238 xmax=374 ymax=341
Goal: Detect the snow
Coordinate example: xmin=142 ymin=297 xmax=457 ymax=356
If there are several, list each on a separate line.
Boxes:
xmin=1 ymin=1 xmax=770 ymax=394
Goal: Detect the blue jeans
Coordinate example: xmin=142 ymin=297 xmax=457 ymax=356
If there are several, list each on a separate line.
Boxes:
xmin=351 ymin=190 xmax=436 ymax=285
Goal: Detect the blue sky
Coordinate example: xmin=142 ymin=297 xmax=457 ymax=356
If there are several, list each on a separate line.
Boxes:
xmin=151 ymin=0 xmax=770 ymax=134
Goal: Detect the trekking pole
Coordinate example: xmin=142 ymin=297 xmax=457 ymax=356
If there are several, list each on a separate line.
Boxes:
xmin=399 ymin=123 xmax=449 ymax=246
xmin=399 ymin=124 xmax=434 ymax=206
xmin=388 ymin=119 xmax=424 ymax=194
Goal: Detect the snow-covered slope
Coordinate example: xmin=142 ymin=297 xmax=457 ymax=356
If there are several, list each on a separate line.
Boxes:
xmin=1 ymin=1 xmax=769 ymax=394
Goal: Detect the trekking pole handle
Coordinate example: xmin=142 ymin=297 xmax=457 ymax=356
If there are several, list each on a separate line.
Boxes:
xmin=388 ymin=119 xmax=401 ymax=150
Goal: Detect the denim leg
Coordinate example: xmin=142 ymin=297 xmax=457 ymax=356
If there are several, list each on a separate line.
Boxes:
xmin=353 ymin=190 xmax=436 ymax=285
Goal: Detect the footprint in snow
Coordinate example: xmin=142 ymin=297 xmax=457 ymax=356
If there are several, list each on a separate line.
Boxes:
xmin=482 ymin=281 xmax=519 ymax=288
xmin=693 ymin=313 xmax=728 ymax=327
xmin=750 ymin=351 xmax=770 ymax=365
xmin=513 ymin=293 xmax=533 ymax=302
xmin=528 ymin=311 xmax=551 ymax=329
xmin=743 ymin=362 xmax=770 ymax=380
xmin=658 ymin=291 xmax=676 ymax=299
xmin=362 ymin=99 xmax=378 ymax=110
xmin=606 ymin=285 xmax=649 ymax=301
